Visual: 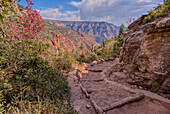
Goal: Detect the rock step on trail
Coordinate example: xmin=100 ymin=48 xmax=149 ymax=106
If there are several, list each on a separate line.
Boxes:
xmin=68 ymin=60 xmax=170 ymax=114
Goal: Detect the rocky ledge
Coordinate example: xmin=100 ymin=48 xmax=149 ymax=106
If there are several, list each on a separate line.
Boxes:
xmin=119 ymin=15 xmax=170 ymax=94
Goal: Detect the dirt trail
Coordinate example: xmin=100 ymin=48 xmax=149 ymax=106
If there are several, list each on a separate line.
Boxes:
xmin=68 ymin=60 xmax=170 ymax=114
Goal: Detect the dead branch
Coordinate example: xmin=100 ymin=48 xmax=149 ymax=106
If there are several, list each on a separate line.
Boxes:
xmin=80 ymin=84 xmax=90 ymax=98
xmin=81 ymin=79 xmax=104 ymax=82
xmin=90 ymin=99 xmax=104 ymax=114
xmin=102 ymin=92 xmax=144 ymax=111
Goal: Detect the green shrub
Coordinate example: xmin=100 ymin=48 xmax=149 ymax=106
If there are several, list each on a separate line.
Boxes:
xmin=77 ymin=53 xmax=90 ymax=63
xmin=130 ymin=64 xmax=139 ymax=73
xmin=143 ymin=1 xmax=170 ymax=23
xmin=151 ymin=82 xmax=160 ymax=92
xmin=77 ymin=52 xmax=98 ymax=63
xmin=5 ymin=99 xmax=77 ymax=114
xmin=149 ymin=10 xmax=157 ymax=16
xmin=0 ymin=69 xmax=6 ymax=113
xmin=154 ymin=12 xmax=167 ymax=18
xmin=0 ymin=38 xmax=76 ymax=113
xmin=54 ymin=52 xmax=75 ymax=73
xmin=88 ymin=53 xmax=98 ymax=62
xmin=0 ymin=91 xmax=5 ymax=113
xmin=94 ymin=36 xmax=123 ymax=59
xmin=144 ymin=15 xmax=151 ymax=23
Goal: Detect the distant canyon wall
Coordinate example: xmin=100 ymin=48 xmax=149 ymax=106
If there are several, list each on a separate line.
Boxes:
xmin=47 ymin=20 xmax=119 ymax=44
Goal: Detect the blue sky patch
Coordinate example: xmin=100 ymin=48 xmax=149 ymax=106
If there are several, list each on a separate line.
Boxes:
xmin=18 ymin=0 xmax=163 ymax=26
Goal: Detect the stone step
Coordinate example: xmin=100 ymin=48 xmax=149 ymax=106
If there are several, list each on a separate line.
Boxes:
xmin=82 ymin=72 xmax=104 ymax=80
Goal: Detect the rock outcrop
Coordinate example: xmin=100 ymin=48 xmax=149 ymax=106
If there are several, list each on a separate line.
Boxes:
xmin=119 ymin=16 xmax=170 ymax=93
xmin=46 ymin=20 xmax=119 ymax=44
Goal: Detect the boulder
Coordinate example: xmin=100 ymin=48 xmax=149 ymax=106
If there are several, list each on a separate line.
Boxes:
xmin=109 ymin=57 xmax=114 ymax=61
xmin=110 ymin=72 xmax=126 ymax=81
xmin=160 ymin=76 xmax=170 ymax=94
xmin=97 ymin=60 xmax=102 ymax=64
xmin=104 ymin=57 xmax=109 ymax=61
xmin=86 ymin=104 xmax=91 ymax=109
xmin=99 ymin=58 xmax=105 ymax=63
xmin=91 ymin=61 xmax=97 ymax=66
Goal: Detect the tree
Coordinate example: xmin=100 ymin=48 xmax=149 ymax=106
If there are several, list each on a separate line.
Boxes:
xmin=119 ymin=24 xmax=125 ymax=36
xmin=101 ymin=38 xmax=106 ymax=47
xmin=109 ymin=24 xmax=125 ymax=57
xmin=117 ymin=24 xmax=125 ymax=45
xmin=163 ymin=0 xmax=169 ymax=4
xmin=79 ymin=43 xmax=85 ymax=50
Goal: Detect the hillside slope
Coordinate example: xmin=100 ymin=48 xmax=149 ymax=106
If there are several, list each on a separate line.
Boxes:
xmin=46 ymin=20 xmax=119 ymax=44
xmin=40 ymin=21 xmax=95 ymax=53
xmin=17 ymin=5 xmax=95 ymax=53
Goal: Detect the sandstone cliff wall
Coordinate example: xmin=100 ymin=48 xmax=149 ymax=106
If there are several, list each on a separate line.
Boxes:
xmin=119 ymin=16 xmax=170 ymax=93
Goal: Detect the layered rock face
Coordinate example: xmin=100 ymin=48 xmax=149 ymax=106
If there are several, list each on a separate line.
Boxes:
xmin=46 ymin=20 xmax=119 ymax=44
xmin=119 ymin=16 xmax=170 ymax=93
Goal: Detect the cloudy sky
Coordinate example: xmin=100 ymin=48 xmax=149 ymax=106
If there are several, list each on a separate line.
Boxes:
xmin=18 ymin=0 xmax=163 ymax=26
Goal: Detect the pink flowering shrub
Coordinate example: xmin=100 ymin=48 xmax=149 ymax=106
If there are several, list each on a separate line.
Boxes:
xmin=6 ymin=0 xmax=46 ymax=40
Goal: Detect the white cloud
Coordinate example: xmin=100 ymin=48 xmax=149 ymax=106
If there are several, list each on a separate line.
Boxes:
xmin=70 ymin=0 xmax=162 ymax=25
xmin=64 ymin=11 xmax=81 ymax=21
xmin=39 ymin=8 xmax=80 ymax=21
xmin=137 ymin=0 xmax=152 ymax=3
xmin=88 ymin=16 xmax=112 ymax=22
xmin=38 ymin=0 xmax=162 ymax=26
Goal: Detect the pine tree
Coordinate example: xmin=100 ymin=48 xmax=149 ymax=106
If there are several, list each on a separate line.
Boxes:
xmin=111 ymin=24 xmax=125 ymax=57
xmin=101 ymin=38 xmax=106 ymax=47
xmin=163 ymin=0 xmax=168 ymax=4
xmin=119 ymin=24 xmax=125 ymax=36
xmin=80 ymin=43 xmax=85 ymax=50
xmin=117 ymin=24 xmax=125 ymax=46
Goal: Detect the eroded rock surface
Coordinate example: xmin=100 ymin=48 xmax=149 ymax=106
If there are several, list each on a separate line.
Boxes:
xmin=119 ymin=16 xmax=170 ymax=93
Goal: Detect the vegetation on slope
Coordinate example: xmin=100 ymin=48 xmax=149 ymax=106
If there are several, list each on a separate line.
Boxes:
xmin=0 ymin=0 xmax=126 ymax=113
xmin=144 ymin=0 xmax=170 ymax=23
xmin=0 ymin=0 xmax=76 ymax=113
xmin=94 ymin=24 xmax=125 ymax=58
xmin=40 ymin=20 xmax=95 ymax=53
xmin=75 ymin=24 xmax=125 ymax=63
xmin=0 ymin=38 xmax=76 ymax=113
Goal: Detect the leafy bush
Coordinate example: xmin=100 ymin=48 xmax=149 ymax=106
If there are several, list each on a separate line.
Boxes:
xmin=0 ymin=38 xmax=76 ymax=113
xmin=5 ymin=99 xmax=77 ymax=114
xmin=144 ymin=1 xmax=170 ymax=23
xmin=144 ymin=15 xmax=151 ymax=23
xmin=0 ymin=0 xmax=76 ymax=113
xmin=0 ymin=69 xmax=8 ymax=113
xmin=0 ymin=91 xmax=5 ymax=113
xmin=94 ymin=24 xmax=125 ymax=59
xmin=151 ymin=82 xmax=160 ymax=92
xmin=94 ymin=37 xmax=122 ymax=59
xmin=77 ymin=52 xmax=98 ymax=63
xmin=53 ymin=52 xmax=76 ymax=73
xmin=88 ymin=53 xmax=98 ymax=62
